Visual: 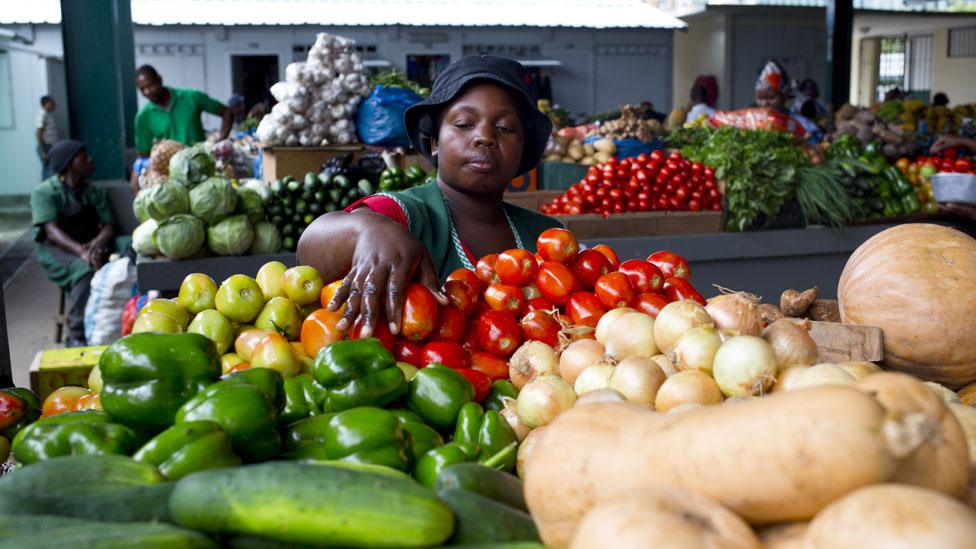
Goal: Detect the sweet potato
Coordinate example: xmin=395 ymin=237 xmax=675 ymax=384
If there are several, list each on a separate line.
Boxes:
xmin=807 ymin=299 xmax=840 ymax=322
xmin=780 ymin=287 xmax=818 ymax=317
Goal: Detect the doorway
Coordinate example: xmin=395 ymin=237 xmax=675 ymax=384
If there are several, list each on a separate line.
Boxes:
xmin=406 ymin=54 xmax=451 ymax=89
xmin=231 ymin=55 xmax=279 ymax=115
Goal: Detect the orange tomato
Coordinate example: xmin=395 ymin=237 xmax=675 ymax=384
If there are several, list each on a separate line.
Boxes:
xmin=301 ymin=308 xmax=343 ymax=358
xmin=227 ymin=362 xmax=252 ymax=374
xmin=41 ymin=386 xmax=89 ymax=418
xmin=318 ymin=280 xmax=346 ymax=311
xmin=72 ymin=392 xmax=102 ymax=411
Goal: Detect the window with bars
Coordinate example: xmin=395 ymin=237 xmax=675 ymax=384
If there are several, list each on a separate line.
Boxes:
xmin=949 ymin=26 xmax=976 ymax=58
xmin=874 ymin=34 xmax=932 ymax=102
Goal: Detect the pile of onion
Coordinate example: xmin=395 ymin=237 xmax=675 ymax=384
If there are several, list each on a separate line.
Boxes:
xmin=517 ymin=374 xmax=576 ymax=429
xmin=574 ymin=356 xmax=666 ymax=408
xmin=705 ymin=292 xmax=763 ymax=336
xmin=790 ymin=363 xmax=855 ymax=390
xmin=763 ymin=318 xmax=818 ymax=367
xmin=653 ymin=301 xmax=713 ymax=355
xmin=654 ymin=370 xmax=723 ymax=412
xmin=509 ymin=341 xmax=559 ymax=389
xmin=559 ymin=339 xmax=606 ymax=385
xmin=604 ymin=312 xmax=658 ymax=361
xmin=672 ymin=326 xmax=723 ymax=374
xmin=712 ymin=335 xmax=778 ymax=397
xmin=595 ymin=307 xmax=635 ymax=344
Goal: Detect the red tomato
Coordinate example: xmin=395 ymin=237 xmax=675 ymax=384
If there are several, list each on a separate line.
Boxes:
xmin=663 ymin=277 xmax=706 ymax=305
xmin=483 ymin=283 xmax=527 ymax=316
xmin=632 ymin=292 xmax=671 ymax=318
xmin=618 ymin=259 xmax=664 ymax=294
xmin=442 ymin=279 xmax=480 ymax=317
xmin=433 ymin=305 xmax=467 ymax=343
xmin=526 ymin=296 xmax=557 ymax=313
xmin=594 ymin=272 xmax=635 ymax=309
xmin=421 ymin=341 xmax=470 ymax=369
xmin=570 ymin=249 xmax=612 ymax=290
xmin=520 ymin=310 xmax=562 ymax=347
xmin=401 ymin=284 xmax=439 ymax=341
xmin=350 ymin=317 xmax=396 ymax=352
xmin=566 ymin=292 xmax=607 ymax=328
xmin=447 ymin=268 xmax=484 ymax=293
xmin=461 ymin=320 xmax=482 ymax=353
xmin=395 ymin=339 xmax=424 ymax=367
xmin=647 ymin=251 xmax=692 ymax=279
xmin=477 ymin=310 xmax=523 ymax=357
xmin=535 ymin=261 xmax=577 ymax=305
xmin=475 ymin=254 xmax=500 ymax=285
xmin=470 ymin=351 xmax=510 ymax=381
xmin=955 ymin=158 xmax=974 ymax=172
xmin=537 ymin=228 xmax=580 ymax=263
xmin=0 ymin=391 xmax=26 ymax=429
xmin=456 ymin=368 xmax=492 ymax=402
xmin=495 ymin=249 xmax=539 ymax=286
xmin=591 ymin=244 xmax=620 ymax=269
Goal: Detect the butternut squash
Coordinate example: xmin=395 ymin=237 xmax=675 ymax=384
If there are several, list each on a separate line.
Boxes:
xmin=838 ymin=224 xmax=976 ymax=389
xmin=958 ymin=381 xmax=976 ymax=406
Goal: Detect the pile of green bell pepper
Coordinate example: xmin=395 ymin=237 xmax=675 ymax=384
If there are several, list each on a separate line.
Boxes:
xmin=378 ymin=165 xmax=434 ymax=192
xmin=11 ymin=411 xmax=144 ymax=465
xmin=407 ymin=363 xmax=475 ymax=431
xmin=133 ymin=420 xmax=240 ymax=480
xmin=283 ymin=406 xmax=413 ymax=472
xmin=312 ymin=338 xmax=407 ymax=413
xmin=827 ymin=136 xmax=921 ymax=218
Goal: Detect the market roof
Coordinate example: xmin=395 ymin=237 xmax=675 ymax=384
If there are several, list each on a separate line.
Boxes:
xmin=2 ymin=0 xmax=687 ymax=29
xmin=666 ymin=0 xmax=970 ymax=16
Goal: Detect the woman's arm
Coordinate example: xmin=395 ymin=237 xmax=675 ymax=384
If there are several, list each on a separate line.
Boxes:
xmin=297 ymin=209 xmax=446 ymax=336
xmin=931 ymin=135 xmax=976 ymax=155
xmin=42 ymin=222 xmax=90 ymax=264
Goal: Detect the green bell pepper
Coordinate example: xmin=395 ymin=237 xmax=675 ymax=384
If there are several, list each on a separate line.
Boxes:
xmin=132 ymin=420 xmax=241 ymax=480
xmin=453 ymin=402 xmax=518 ymax=472
xmin=11 ymin=411 xmax=144 ymax=465
xmin=224 ymin=368 xmax=284 ymax=411
xmin=283 ymin=406 xmax=412 ymax=472
xmin=902 ymin=192 xmax=921 ymax=214
xmin=413 ymin=441 xmax=479 ymax=488
xmin=312 ymin=338 xmax=407 ymax=413
xmin=176 ymin=369 xmax=282 ymax=463
xmin=0 ymin=387 xmax=41 ymax=440
xmin=407 ymin=363 xmax=475 ymax=431
xmin=280 ymin=373 xmax=328 ymax=425
xmin=99 ymin=332 xmax=221 ymax=432
xmin=886 ymin=167 xmax=914 ymax=196
xmin=391 ymin=409 xmax=444 ymax=465
xmin=483 ymin=380 xmax=518 ymax=413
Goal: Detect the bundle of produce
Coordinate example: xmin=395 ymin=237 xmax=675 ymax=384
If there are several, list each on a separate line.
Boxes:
xmin=833 ymin=105 xmax=915 ymax=159
xmin=827 ymin=135 xmax=926 ymax=218
xmin=212 ymin=138 xmax=254 ymax=180
xmin=543 ymin=136 xmax=616 ymax=166
xmin=378 ymin=163 xmax=435 ymax=192
xmin=368 ymin=67 xmax=430 ymax=98
xmin=539 ymin=150 xmax=721 ymax=215
xmin=587 ymin=103 xmax=662 ymax=142
xmin=256 ymin=32 xmax=370 ymax=146
xmin=142 ymin=139 xmax=185 ymax=187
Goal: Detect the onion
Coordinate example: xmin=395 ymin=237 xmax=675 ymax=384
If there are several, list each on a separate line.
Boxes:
xmin=651 ymin=354 xmax=679 ymax=377
xmin=712 ymin=335 xmax=779 ymax=397
xmin=762 ymin=318 xmax=818 ymax=366
xmin=790 ymin=363 xmax=855 ymax=390
xmin=499 ymin=396 xmax=531 ymax=441
xmin=672 ymin=326 xmax=723 ymax=374
xmin=516 ymin=426 xmax=547 ymax=479
xmin=666 ymin=402 xmax=705 ymax=414
xmin=575 ymin=388 xmax=627 ymax=407
xmin=509 ymin=341 xmax=559 ymax=389
xmin=574 ymin=363 xmax=616 ymax=395
xmin=705 ymin=292 xmax=763 ymax=336
xmin=653 ymin=300 xmax=713 ymax=355
xmin=772 ymin=365 xmax=810 ymax=392
xmin=595 ymin=307 xmax=635 ymax=344
xmin=925 ymin=381 xmax=962 ymax=404
xmin=947 ymin=403 xmax=976 ymax=462
xmin=517 ymin=374 xmax=576 ymax=428
xmin=559 ymin=339 xmax=606 ymax=385
xmin=610 ymin=356 xmax=666 ymax=407
xmin=837 ymin=361 xmax=881 ymax=381
xmin=654 ymin=370 xmax=723 ymax=412
xmin=604 ymin=312 xmax=658 ymax=360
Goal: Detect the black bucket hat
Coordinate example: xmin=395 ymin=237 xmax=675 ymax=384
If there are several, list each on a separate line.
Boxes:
xmin=48 ymin=139 xmax=85 ymax=175
xmin=404 ymin=55 xmax=553 ymax=177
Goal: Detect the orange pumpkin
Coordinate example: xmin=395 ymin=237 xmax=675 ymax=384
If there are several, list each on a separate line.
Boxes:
xmin=838 ymin=224 xmax=976 ymax=389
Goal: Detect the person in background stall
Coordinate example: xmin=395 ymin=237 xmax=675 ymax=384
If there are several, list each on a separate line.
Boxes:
xmin=297 ymin=55 xmax=562 ymax=336
xmin=35 ymin=96 xmax=60 ymax=179
xmin=933 ymin=92 xmax=950 ymax=107
xmin=790 ymin=79 xmax=828 ymax=119
xmin=684 ymin=85 xmax=716 ymax=125
xmin=754 ymin=60 xmax=808 ymax=140
xmin=228 ymin=93 xmax=247 ymax=127
xmin=30 ymin=141 xmax=123 ymax=347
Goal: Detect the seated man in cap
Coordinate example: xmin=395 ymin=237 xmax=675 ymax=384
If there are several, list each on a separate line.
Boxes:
xmin=298 ymin=55 xmax=562 ymax=338
xmin=30 ymin=140 xmax=118 ymax=347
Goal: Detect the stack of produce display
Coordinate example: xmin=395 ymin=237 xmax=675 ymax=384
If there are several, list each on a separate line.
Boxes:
xmin=141 ymin=139 xmax=185 ymax=188
xmin=539 ymin=150 xmax=722 ymax=215
xmin=833 ymin=104 xmax=917 ymax=159
xmin=543 ymin=136 xmax=616 ymax=166
xmin=212 ymin=138 xmax=255 ymax=180
xmin=256 ymin=32 xmax=371 ymax=146
xmin=826 ymin=135 xmax=927 ymax=217
xmin=132 ymin=145 xmax=281 ymax=259
xmin=584 ymin=103 xmax=664 ymax=143
xmin=368 ymin=68 xmax=430 ymax=98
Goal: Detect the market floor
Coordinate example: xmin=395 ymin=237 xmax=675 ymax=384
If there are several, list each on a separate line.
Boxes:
xmin=3 ymin=254 xmax=59 ymax=388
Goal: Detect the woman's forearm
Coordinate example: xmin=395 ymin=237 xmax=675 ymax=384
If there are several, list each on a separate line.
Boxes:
xmin=42 ymin=222 xmax=85 ymax=257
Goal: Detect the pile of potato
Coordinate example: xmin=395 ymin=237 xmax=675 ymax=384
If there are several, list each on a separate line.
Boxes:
xmin=544 ymin=137 xmax=617 ymax=166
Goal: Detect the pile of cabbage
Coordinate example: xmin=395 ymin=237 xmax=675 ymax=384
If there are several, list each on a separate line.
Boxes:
xmin=255 ymin=32 xmax=371 ymax=146
xmin=132 ymin=147 xmax=281 ymax=259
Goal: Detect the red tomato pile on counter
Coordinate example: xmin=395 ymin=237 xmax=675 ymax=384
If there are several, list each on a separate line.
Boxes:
xmin=540 ymin=150 xmax=722 ymax=217
xmin=905 ymin=148 xmax=975 ymax=175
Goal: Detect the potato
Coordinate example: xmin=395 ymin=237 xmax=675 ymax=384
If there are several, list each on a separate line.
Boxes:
xmin=545 ymin=154 xmax=563 ymax=162
xmin=593 ymin=152 xmax=611 ymax=164
xmin=579 ymin=156 xmax=595 ymax=166
xmin=594 ymin=138 xmax=617 ymax=154
xmin=583 ymin=143 xmax=595 ymax=156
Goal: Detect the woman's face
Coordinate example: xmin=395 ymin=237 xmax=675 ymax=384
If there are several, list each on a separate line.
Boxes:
xmin=68 ymin=150 xmax=95 ymax=178
xmin=432 ymin=82 xmax=525 ymax=196
xmin=756 ymin=88 xmax=786 ymax=112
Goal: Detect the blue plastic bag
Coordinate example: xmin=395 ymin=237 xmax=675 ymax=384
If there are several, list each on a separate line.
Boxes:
xmin=355 ymin=85 xmax=423 ymax=147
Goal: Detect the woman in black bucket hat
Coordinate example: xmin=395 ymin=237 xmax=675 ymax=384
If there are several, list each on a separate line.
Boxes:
xmin=298 ymin=55 xmax=562 ymax=337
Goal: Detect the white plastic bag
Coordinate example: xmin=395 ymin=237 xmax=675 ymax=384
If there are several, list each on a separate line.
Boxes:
xmin=84 ymin=257 xmax=136 ymax=345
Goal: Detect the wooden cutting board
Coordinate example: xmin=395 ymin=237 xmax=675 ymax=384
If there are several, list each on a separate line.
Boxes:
xmin=808 ymin=321 xmax=884 ymax=364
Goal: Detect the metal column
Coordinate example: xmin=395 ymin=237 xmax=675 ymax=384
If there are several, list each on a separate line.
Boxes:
xmin=60 ymin=0 xmax=137 ymax=179
xmin=826 ymin=0 xmax=854 ymax=106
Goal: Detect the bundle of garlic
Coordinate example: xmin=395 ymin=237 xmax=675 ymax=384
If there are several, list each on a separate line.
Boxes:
xmin=256 ymin=33 xmax=371 ymax=147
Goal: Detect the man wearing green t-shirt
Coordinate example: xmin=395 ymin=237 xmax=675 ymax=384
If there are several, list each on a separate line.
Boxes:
xmin=131 ymin=65 xmax=233 ymax=191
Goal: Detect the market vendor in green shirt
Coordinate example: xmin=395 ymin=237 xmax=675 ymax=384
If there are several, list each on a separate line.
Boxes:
xmin=131 ymin=64 xmax=233 ymax=192
xmin=30 ymin=140 xmax=127 ymax=347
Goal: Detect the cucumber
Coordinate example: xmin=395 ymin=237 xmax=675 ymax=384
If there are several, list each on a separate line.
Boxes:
xmin=304 ymin=172 xmax=318 ymax=187
xmin=0 ymin=454 xmax=173 ymax=522
xmin=169 ymin=461 xmax=454 ymax=547
xmin=439 ymin=488 xmax=539 ymax=544
xmin=0 ymin=518 xmax=215 ymax=548
xmin=286 ymin=180 xmax=301 ymax=194
xmin=435 ymin=462 xmax=527 ymax=512
xmin=333 ymin=174 xmax=351 ymax=190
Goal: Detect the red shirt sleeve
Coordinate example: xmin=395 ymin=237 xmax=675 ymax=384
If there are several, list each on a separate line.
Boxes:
xmin=345 ymin=195 xmax=407 ymax=227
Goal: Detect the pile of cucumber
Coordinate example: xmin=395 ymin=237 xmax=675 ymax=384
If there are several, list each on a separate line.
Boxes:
xmin=264 ymin=171 xmax=374 ymax=252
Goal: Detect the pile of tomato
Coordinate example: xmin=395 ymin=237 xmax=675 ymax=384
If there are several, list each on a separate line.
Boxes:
xmin=902 ymin=148 xmax=975 ymax=175
xmin=313 ymin=228 xmax=704 ymax=400
xmin=539 ymin=150 xmax=722 ymax=216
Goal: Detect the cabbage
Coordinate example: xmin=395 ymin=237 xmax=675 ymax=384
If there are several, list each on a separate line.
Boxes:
xmin=242 ymin=179 xmax=272 ymax=202
xmin=236 ymin=187 xmax=265 ymax=224
xmin=207 ymin=214 xmax=254 ymax=256
xmin=249 ymin=222 xmax=281 ymax=255
xmin=133 ymin=189 xmax=152 ymax=223
xmin=168 ymin=146 xmax=215 ymax=186
xmin=155 ymin=214 xmax=205 ymax=259
xmin=190 ymin=177 xmax=238 ymax=224
xmin=131 ymin=219 xmax=159 ymax=256
xmin=145 ymin=181 xmax=190 ymax=221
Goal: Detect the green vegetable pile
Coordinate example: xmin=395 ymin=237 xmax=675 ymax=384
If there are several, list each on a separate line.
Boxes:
xmin=827 ymin=135 xmax=923 ymax=219
xmin=380 ymin=164 xmax=436 ymax=192
xmin=369 ymin=68 xmax=430 ymax=98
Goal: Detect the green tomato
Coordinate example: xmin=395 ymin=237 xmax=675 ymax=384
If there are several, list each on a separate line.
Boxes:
xmin=919 ymin=163 xmax=937 ymax=179
xmin=282 ymin=265 xmax=324 ymax=306
xmin=256 ymin=261 xmax=288 ymax=300
xmin=254 ymin=297 xmax=302 ymax=341
xmin=139 ymin=299 xmax=189 ymax=331
xmin=215 ymin=274 xmax=266 ymax=323
xmin=396 ymin=361 xmax=419 ymax=382
xmin=178 ymin=273 xmax=218 ymax=314
xmin=131 ymin=311 xmax=182 ymax=334
xmin=187 ymin=309 xmax=235 ymax=354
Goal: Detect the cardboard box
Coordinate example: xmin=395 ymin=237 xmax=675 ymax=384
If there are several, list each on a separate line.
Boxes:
xmin=29 ymin=345 xmax=107 ymax=401
xmin=261 ymin=145 xmax=366 ymax=183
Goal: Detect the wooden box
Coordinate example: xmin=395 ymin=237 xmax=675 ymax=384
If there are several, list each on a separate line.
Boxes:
xmin=29 ymin=346 xmax=107 ymax=401
xmin=808 ymin=321 xmax=884 ymax=364
xmin=261 ymin=145 xmax=366 ymax=183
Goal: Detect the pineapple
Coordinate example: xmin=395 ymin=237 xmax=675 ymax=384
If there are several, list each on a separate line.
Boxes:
xmin=149 ymin=140 xmax=185 ymax=175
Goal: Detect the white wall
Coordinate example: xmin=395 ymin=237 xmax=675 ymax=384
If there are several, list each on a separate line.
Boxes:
xmin=672 ymin=13 xmax=727 ymax=110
